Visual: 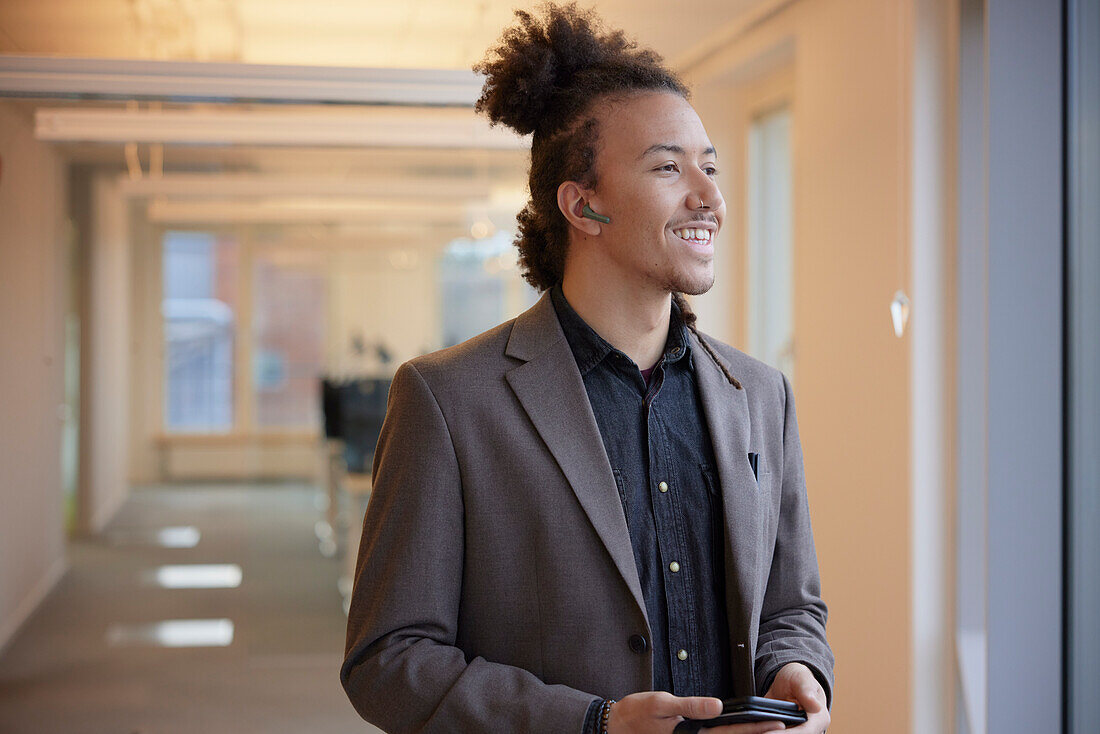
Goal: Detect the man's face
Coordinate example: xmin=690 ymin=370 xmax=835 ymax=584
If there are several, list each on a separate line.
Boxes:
xmin=587 ymin=91 xmax=725 ymax=296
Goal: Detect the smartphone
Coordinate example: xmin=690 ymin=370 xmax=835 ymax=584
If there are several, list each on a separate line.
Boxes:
xmin=672 ymin=695 xmax=808 ymax=731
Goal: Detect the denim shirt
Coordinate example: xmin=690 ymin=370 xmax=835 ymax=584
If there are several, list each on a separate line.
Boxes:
xmin=550 ymin=286 xmax=733 ymax=711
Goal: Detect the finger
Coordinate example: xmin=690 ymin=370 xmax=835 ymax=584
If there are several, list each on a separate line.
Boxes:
xmin=802 ymin=684 xmax=827 ymax=713
xmin=796 ymin=686 xmax=824 ymax=713
xmin=664 ymin=695 xmax=723 ymax=719
xmin=708 ymin=721 xmax=787 ymax=734
xmin=780 ymin=709 xmax=830 ymax=734
xmin=784 ymin=673 xmax=825 ymax=713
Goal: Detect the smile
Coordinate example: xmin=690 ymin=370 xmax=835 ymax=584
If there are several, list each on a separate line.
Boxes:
xmin=672 ymin=227 xmax=713 ymax=244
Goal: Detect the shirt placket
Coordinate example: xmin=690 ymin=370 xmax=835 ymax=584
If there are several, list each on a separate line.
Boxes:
xmin=645 ymin=370 xmax=695 ymax=695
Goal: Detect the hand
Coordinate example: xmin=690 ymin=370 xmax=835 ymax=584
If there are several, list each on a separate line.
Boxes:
xmin=606 ymin=691 xmax=787 ymax=734
xmin=762 ymin=663 xmax=830 ymax=734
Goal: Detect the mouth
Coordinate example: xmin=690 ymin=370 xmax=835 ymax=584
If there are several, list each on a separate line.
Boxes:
xmin=671 ymin=226 xmax=714 ymax=246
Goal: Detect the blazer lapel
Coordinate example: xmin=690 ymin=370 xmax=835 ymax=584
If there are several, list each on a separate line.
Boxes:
xmin=504 ymin=295 xmax=648 ymax=626
xmin=691 ymin=331 xmax=763 ymax=695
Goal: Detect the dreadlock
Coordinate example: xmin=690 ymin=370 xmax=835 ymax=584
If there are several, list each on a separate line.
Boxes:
xmin=673 ymin=293 xmax=743 ymax=390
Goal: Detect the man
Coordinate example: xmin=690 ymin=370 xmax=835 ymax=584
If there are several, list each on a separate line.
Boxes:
xmin=341 ymin=6 xmax=833 ymax=733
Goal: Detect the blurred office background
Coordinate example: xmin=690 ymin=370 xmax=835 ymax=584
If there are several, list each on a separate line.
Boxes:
xmin=0 ymin=1 xmax=1095 ymax=733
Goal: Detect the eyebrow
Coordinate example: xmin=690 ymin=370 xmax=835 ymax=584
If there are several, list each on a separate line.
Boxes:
xmin=639 ymin=143 xmax=718 ymax=159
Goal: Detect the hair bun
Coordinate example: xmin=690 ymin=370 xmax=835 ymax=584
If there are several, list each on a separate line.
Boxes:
xmin=474 ymin=3 xmax=639 ymax=136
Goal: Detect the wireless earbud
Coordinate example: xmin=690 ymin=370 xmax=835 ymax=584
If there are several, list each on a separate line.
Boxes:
xmin=581 ymin=203 xmax=611 ymax=224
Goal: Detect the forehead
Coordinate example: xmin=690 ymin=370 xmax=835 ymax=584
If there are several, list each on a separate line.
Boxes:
xmin=596 ymin=92 xmax=713 ymax=162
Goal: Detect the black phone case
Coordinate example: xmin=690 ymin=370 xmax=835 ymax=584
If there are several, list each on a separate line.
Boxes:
xmin=673 ymin=696 xmax=808 ymax=731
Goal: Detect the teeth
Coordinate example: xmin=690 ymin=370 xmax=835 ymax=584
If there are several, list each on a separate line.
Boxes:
xmin=675 ymin=228 xmax=711 ymax=242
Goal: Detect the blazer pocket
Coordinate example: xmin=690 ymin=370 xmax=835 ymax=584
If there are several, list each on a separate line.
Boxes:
xmin=701 ymin=465 xmax=726 ymax=580
xmin=743 ymin=451 xmax=770 ymax=484
xmin=612 ymin=468 xmax=628 ymax=515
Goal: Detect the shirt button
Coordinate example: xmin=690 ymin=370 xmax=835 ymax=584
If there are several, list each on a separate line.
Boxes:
xmin=668 ymin=561 xmax=681 ymax=573
xmin=677 ymin=649 xmax=688 ymax=661
xmin=658 ymin=481 xmax=669 ymax=493
xmin=628 ymin=634 xmax=648 ymax=654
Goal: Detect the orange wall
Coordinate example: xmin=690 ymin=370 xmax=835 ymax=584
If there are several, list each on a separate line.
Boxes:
xmin=689 ymin=0 xmax=915 ymax=731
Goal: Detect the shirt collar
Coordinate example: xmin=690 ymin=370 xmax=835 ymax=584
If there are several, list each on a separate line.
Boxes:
xmin=549 ymin=283 xmax=692 ymax=376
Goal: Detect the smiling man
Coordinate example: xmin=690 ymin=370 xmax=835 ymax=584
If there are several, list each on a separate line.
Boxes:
xmin=341 ymin=5 xmax=833 ymax=734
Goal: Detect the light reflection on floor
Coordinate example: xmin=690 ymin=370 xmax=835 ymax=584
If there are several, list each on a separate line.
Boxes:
xmin=148 ymin=563 xmax=243 ymax=589
xmin=107 ymin=525 xmax=201 ymax=548
xmin=314 ymin=520 xmax=338 ymax=557
xmin=106 ymin=618 xmax=235 ymax=648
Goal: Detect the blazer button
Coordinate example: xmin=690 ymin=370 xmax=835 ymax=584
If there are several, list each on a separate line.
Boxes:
xmin=628 ymin=634 xmax=648 ymax=654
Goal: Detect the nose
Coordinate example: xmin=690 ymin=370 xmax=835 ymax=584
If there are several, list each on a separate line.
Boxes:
xmin=688 ymin=169 xmax=724 ymax=213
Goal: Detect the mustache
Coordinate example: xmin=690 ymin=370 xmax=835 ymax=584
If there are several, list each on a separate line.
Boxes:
xmin=669 ymin=214 xmax=719 ymax=228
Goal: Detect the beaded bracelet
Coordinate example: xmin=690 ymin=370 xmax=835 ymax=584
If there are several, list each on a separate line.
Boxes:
xmin=598 ymin=698 xmax=616 ymax=734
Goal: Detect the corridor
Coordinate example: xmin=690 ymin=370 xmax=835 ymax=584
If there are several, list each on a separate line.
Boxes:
xmin=0 ymin=484 xmax=376 ymax=734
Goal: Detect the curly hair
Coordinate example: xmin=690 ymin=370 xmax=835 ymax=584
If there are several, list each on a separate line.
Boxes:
xmin=474 ymin=3 xmax=742 ymax=390
xmin=474 ymin=2 xmax=688 ymax=292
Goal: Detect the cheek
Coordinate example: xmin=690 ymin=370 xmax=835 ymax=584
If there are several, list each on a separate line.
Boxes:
xmin=618 ymin=181 xmax=668 ymax=209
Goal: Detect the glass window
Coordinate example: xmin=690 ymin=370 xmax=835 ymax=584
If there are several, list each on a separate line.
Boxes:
xmin=162 ymin=231 xmax=238 ymax=432
xmin=746 ymin=106 xmax=795 ymax=382
xmin=252 ymin=248 xmax=327 ymax=429
xmin=438 ymin=232 xmax=517 ymax=348
xmin=160 ymin=227 xmax=536 ymax=435
xmin=1066 ymin=0 xmax=1100 ymax=729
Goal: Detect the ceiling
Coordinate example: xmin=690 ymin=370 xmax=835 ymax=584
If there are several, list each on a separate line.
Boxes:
xmin=0 ymin=0 xmax=768 ymax=70
xmin=0 ymin=0 xmax=772 ymax=240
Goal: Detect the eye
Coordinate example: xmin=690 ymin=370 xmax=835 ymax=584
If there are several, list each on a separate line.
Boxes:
xmin=703 ymin=165 xmax=719 ymax=176
xmin=655 ymin=162 xmax=679 ymax=173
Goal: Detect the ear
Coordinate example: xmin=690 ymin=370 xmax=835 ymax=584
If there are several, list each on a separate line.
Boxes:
xmin=557 ymin=180 xmax=603 ymax=236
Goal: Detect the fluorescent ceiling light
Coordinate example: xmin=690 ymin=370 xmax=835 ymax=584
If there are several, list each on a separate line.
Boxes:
xmin=0 ymin=56 xmax=483 ymax=106
xmin=118 ymin=174 xmax=500 ymax=201
xmin=146 ymin=197 xmax=471 ymax=224
xmin=35 ymin=107 xmax=528 ymax=149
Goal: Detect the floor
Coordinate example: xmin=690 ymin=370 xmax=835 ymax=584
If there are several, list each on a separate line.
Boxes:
xmin=0 ymin=484 xmax=381 ymax=734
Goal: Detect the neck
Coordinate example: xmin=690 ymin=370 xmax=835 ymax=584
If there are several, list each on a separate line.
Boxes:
xmin=560 ymin=268 xmax=671 ymax=371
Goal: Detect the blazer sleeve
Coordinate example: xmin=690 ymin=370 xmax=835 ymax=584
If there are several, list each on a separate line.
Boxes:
xmin=753 ymin=371 xmax=836 ymax=705
xmin=340 ymin=361 xmax=597 ymax=734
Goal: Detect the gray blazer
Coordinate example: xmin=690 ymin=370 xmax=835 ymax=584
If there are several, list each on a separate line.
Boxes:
xmin=341 ymin=292 xmax=833 ymax=734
